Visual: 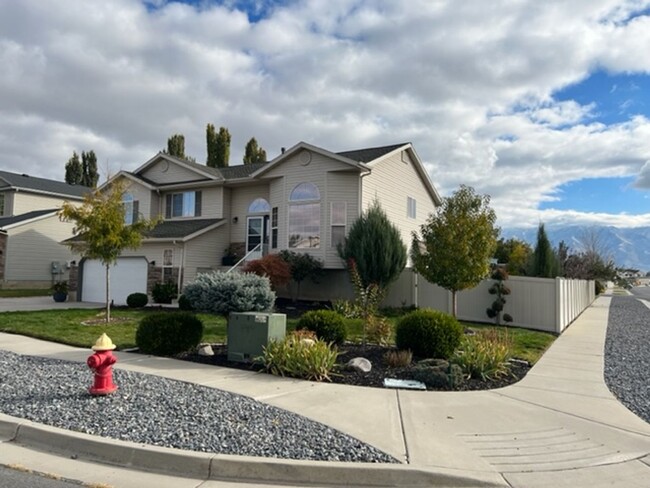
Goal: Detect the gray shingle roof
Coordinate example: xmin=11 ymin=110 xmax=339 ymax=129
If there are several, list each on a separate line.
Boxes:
xmin=0 ymin=171 xmax=88 ymax=198
xmin=146 ymin=219 xmax=223 ymax=239
xmin=0 ymin=209 xmax=58 ymax=229
xmin=218 ymin=162 xmax=268 ymax=180
xmin=336 ymin=143 xmax=408 ymax=163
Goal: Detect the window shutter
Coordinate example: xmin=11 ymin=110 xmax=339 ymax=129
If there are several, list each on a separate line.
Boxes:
xmin=165 ymin=194 xmax=172 ymax=218
xmin=195 ymin=191 xmax=202 ymax=217
xmin=132 ymin=200 xmax=139 ymax=223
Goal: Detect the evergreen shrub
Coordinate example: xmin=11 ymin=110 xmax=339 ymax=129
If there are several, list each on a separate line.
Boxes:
xmin=126 ymin=292 xmax=148 ymax=308
xmin=136 ymin=312 xmax=203 ymax=356
xmin=182 ymin=271 xmax=275 ymax=315
xmin=297 ymin=310 xmax=347 ymax=345
xmin=395 ymin=309 xmax=463 ymax=359
xmin=152 ymin=281 xmax=178 ymax=304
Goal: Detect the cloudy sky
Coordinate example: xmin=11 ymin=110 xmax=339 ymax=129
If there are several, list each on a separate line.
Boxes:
xmin=2 ymin=0 xmax=650 ymax=229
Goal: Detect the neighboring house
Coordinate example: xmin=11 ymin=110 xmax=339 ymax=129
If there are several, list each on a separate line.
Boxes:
xmin=0 ymin=171 xmax=87 ymax=287
xmin=73 ymin=141 xmax=441 ymax=304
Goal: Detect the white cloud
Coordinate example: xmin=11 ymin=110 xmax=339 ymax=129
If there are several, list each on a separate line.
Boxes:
xmin=1 ymin=0 xmax=650 ymax=227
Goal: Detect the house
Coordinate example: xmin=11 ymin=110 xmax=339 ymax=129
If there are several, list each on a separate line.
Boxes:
xmin=71 ymin=142 xmax=441 ymax=304
xmin=0 ymin=171 xmax=87 ymax=288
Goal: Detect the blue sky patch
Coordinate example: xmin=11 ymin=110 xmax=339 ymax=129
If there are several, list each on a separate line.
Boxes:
xmin=554 ymin=70 xmax=650 ymax=125
xmin=540 ymin=176 xmax=650 ymax=213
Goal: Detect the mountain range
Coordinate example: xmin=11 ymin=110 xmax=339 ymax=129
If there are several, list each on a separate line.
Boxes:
xmin=500 ymin=225 xmax=650 ymax=273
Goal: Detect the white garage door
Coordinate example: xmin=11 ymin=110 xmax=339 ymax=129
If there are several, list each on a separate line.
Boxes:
xmin=81 ymin=258 xmax=148 ymax=305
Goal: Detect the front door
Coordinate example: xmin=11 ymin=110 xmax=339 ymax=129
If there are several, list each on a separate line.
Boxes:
xmin=246 ymin=216 xmax=266 ymax=260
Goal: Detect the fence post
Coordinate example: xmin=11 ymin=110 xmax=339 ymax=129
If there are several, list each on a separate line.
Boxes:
xmin=555 ymin=277 xmax=562 ymax=334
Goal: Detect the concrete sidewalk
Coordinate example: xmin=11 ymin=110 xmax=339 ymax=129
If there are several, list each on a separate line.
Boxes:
xmin=1 ymin=295 xmax=649 ymax=487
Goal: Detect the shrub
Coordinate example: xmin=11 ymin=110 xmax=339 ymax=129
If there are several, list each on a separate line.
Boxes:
xmin=182 ymin=271 xmax=275 ymax=315
xmin=411 ymin=359 xmax=464 ymax=389
xmin=366 ymin=315 xmax=393 ymax=345
xmin=383 ymin=349 xmax=413 ymax=368
xmin=242 ymin=254 xmax=291 ymax=290
xmin=136 ymin=312 xmax=203 ymax=356
xmin=451 ymin=329 xmax=513 ymax=380
xmin=395 ymin=309 xmax=463 ymax=359
xmin=126 ymin=292 xmax=148 ymax=308
xmin=177 ymin=294 xmax=193 ymax=311
xmin=261 ymin=333 xmax=339 ymax=382
xmin=279 ymin=250 xmax=324 ymax=300
xmin=152 ymin=281 xmax=178 ymax=304
xmin=595 ymin=280 xmax=605 ymax=295
xmin=330 ymin=299 xmax=362 ymax=319
xmin=297 ymin=310 xmax=347 ymax=345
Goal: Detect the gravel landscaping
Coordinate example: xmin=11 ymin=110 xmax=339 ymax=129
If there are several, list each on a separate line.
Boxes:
xmin=604 ymin=296 xmax=650 ymax=423
xmin=0 ymin=351 xmax=397 ymax=463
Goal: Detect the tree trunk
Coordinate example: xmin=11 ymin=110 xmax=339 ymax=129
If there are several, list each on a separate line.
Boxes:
xmin=105 ymin=263 xmax=111 ymax=323
xmin=451 ymin=290 xmax=458 ymax=318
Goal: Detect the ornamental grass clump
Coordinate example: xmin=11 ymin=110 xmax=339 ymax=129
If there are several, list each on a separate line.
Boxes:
xmin=261 ymin=333 xmax=339 ymax=382
xmin=452 ymin=328 xmax=513 ymax=380
xmin=383 ymin=349 xmax=413 ymax=368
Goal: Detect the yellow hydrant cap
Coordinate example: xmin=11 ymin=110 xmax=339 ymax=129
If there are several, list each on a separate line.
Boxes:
xmin=92 ymin=333 xmax=116 ymax=351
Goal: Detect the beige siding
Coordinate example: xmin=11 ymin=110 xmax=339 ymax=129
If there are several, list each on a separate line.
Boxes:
xmin=120 ymin=178 xmax=159 ymax=220
xmin=362 ymin=150 xmax=437 ymax=256
xmin=12 ymin=193 xmax=71 ymax=215
xmin=324 ymin=171 xmax=359 ymax=268
xmin=141 ymin=159 xmax=208 ymax=184
xmin=183 ymin=227 xmax=229 ymax=285
xmin=262 ymin=149 xmax=360 ymax=266
xmin=228 ymin=184 xmax=270 ymax=244
xmin=4 ymin=217 xmax=77 ymax=282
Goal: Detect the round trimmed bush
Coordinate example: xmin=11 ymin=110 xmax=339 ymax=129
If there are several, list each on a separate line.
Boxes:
xmin=136 ymin=312 xmax=203 ymax=356
xmin=297 ymin=310 xmax=347 ymax=345
xmin=126 ymin=292 xmax=148 ymax=308
xmin=395 ymin=309 xmax=463 ymax=359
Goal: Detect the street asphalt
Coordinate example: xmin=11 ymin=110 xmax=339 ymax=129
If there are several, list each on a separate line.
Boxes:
xmin=0 ymin=291 xmax=649 ymax=487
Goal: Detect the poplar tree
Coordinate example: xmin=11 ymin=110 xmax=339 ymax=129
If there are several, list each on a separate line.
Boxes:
xmin=167 ymin=134 xmax=186 ymax=159
xmin=206 ymin=123 xmax=218 ymax=168
xmin=243 ymin=137 xmax=267 ymax=164
xmin=81 ymin=150 xmax=99 ymax=188
xmin=215 ymin=127 xmax=231 ymax=167
xmin=412 ymin=185 xmax=498 ymax=317
xmin=64 ymin=152 xmax=83 ymax=185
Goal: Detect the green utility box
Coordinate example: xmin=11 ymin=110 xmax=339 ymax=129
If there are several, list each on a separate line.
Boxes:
xmin=227 ymin=312 xmax=286 ymax=362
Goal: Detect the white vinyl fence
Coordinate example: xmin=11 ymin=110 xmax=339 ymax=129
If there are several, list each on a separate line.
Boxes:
xmin=383 ymin=271 xmax=595 ymax=334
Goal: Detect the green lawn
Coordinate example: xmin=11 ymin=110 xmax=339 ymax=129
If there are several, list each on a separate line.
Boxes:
xmin=0 ymin=309 xmax=555 ymax=364
xmin=0 ymin=288 xmax=51 ymax=298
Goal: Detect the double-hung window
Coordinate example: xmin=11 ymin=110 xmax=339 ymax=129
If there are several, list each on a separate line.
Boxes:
xmin=122 ymin=193 xmax=139 ymax=225
xmin=165 ymin=191 xmax=202 ymax=218
xmin=330 ymin=202 xmax=346 ymax=248
xmin=407 ymin=196 xmax=416 ymax=219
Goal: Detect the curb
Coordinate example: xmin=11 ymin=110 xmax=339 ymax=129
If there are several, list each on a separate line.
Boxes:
xmin=0 ymin=414 xmax=506 ymax=487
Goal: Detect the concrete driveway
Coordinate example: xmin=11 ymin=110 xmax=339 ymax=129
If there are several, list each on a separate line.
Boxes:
xmin=0 ymin=296 xmax=103 ymax=312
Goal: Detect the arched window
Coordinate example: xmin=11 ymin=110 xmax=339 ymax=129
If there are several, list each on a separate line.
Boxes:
xmin=288 ymin=182 xmax=320 ymax=249
xmin=248 ymin=197 xmax=270 ymax=213
xmin=290 ymin=182 xmax=320 ymax=201
xmin=123 ymin=193 xmax=134 ymax=225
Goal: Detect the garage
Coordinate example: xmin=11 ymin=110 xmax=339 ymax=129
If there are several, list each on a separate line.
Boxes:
xmin=81 ymin=257 xmax=148 ymax=305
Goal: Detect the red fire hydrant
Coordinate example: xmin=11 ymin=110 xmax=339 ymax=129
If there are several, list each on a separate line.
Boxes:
xmin=87 ymin=333 xmax=118 ymax=396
